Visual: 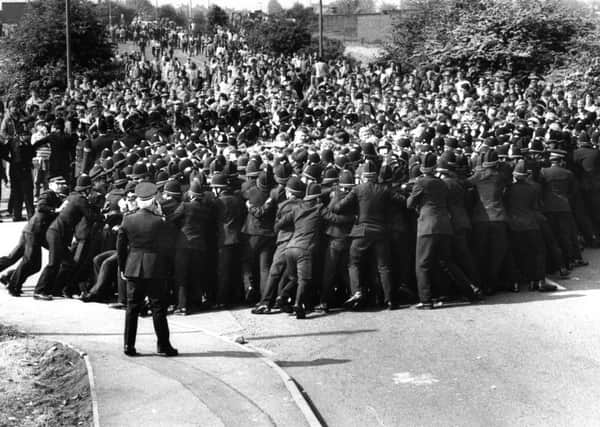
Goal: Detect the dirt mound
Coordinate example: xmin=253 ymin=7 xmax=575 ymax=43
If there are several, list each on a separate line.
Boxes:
xmin=0 ymin=329 xmax=92 ymax=427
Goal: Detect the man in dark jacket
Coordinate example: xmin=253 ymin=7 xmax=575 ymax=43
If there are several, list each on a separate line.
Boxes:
xmin=468 ymin=149 xmax=514 ymax=294
xmin=334 ymin=160 xmax=413 ymax=310
xmin=32 ymin=118 xmax=77 ymax=185
xmin=170 ymin=178 xmax=216 ymax=314
xmin=276 ymin=182 xmax=353 ymax=318
xmin=1 ymin=180 xmax=64 ymax=296
xmin=34 ymin=175 xmax=95 ymax=300
xmin=212 ymin=173 xmax=246 ymax=308
xmin=408 ymin=153 xmax=480 ymax=309
xmin=242 ymin=171 xmax=276 ymax=304
xmin=117 ymin=182 xmax=177 ymax=357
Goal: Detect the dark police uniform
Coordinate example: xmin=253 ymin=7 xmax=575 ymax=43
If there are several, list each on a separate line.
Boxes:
xmin=117 ymin=182 xmax=176 ymax=356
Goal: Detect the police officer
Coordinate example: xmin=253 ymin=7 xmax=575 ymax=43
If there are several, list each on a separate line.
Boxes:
xmin=117 ymin=182 xmax=177 ymax=357
xmin=34 ymin=174 xmax=95 ymax=300
xmin=335 ymin=160 xmax=413 ymax=310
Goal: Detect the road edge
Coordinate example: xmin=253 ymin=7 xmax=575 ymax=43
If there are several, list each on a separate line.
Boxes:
xmin=56 ymin=341 xmax=101 ymax=427
xmin=169 ymin=319 xmax=323 ymax=427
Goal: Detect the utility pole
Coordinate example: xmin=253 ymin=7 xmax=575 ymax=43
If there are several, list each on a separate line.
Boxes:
xmin=318 ymin=0 xmax=323 ymax=59
xmin=108 ymin=0 xmax=113 ymax=39
xmin=66 ymin=0 xmax=72 ymax=91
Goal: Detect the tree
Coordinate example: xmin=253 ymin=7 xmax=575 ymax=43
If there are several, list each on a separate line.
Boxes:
xmin=2 ymin=0 xmax=115 ymax=96
xmin=158 ymin=4 xmax=186 ymax=27
xmin=124 ymin=0 xmax=154 ymax=20
xmin=94 ymin=1 xmax=137 ymax=26
xmin=207 ymin=5 xmax=228 ymax=29
xmin=243 ymin=14 xmax=344 ymax=59
xmin=191 ymin=11 xmax=207 ymax=34
xmin=267 ymin=0 xmax=284 ymax=15
xmin=285 ymin=3 xmax=317 ymax=31
xmin=384 ymin=0 xmax=600 ymax=79
xmin=329 ymin=0 xmax=375 ymax=14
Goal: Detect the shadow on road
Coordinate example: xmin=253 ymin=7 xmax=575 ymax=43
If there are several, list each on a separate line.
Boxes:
xmin=248 ymin=329 xmax=378 ymax=341
xmin=276 ymin=358 xmax=351 ymax=368
xmin=176 ymin=351 xmax=260 ymax=358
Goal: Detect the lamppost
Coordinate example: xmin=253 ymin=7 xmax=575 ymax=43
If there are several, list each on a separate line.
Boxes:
xmin=66 ymin=0 xmax=72 ymax=90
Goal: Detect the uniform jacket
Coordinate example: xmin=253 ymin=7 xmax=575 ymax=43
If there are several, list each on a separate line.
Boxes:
xmin=573 ymin=146 xmax=600 ymax=191
xmin=49 ymin=191 xmax=94 ymax=236
xmin=215 ymin=191 xmax=246 ymax=247
xmin=117 ymin=208 xmax=168 ymax=279
xmin=505 ymin=180 xmax=540 ymax=231
xmin=242 ymin=186 xmax=275 ymax=237
xmin=442 ymin=174 xmax=471 ymax=232
xmin=171 ymin=195 xmax=216 ymax=251
xmin=325 ymin=188 xmax=355 ymax=239
xmin=334 ymin=181 xmax=399 ymax=238
xmin=277 ymin=201 xmax=353 ymax=250
xmin=540 ymin=165 xmax=575 ymax=213
xmin=407 ymin=175 xmax=453 ymax=236
xmin=23 ymin=190 xmax=61 ymax=237
xmin=468 ymin=168 xmax=509 ymax=223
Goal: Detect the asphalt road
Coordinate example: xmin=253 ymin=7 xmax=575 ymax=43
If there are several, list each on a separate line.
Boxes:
xmin=232 ymin=250 xmax=600 ymax=427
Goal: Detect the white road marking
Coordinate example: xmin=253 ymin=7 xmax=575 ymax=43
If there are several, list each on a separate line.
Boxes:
xmin=392 ymin=372 xmax=439 ymax=386
xmin=366 ymin=405 xmax=386 ymax=427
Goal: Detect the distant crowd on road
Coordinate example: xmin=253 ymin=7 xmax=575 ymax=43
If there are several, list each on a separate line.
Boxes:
xmin=0 ymin=20 xmax=598 ymax=320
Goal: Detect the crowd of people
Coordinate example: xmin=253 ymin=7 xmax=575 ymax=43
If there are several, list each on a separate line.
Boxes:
xmin=0 ymin=22 xmax=598 ymax=321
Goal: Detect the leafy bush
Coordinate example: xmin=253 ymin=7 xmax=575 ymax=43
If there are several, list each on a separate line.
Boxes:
xmin=384 ymin=0 xmax=599 ymax=79
xmin=1 ymin=0 xmax=115 ymax=97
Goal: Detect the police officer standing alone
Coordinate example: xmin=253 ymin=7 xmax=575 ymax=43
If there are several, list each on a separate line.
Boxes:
xmin=117 ymin=182 xmax=178 ymax=357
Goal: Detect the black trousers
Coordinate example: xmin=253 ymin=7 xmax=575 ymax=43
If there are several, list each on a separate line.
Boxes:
xmin=216 ymin=245 xmax=240 ymax=305
xmin=35 ymin=228 xmax=72 ymax=295
xmin=10 ymin=165 xmax=34 ymax=220
xmin=259 ymin=242 xmax=287 ymax=307
xmin=281 ymin=247 xmax=312 ymax=309
xmin=348 ymin=235 xmax=395 ymax=304
xmin=124 ymin=278 xmax=170 ymax=350
xmin=174 ymin=247 xmax=206 ymax=310
xmin=538 ymin=216 xmax=565 ymax=273
xmin=452 ymin=228 xmax=480 ymax=286
xmin=320 ymin=236 xmax=350 ymax=305
xmin=545 ymin=212 xmax=576 ymax=265
xmin=416 ymin=234 xmax=472 ymax=303
xmin=471 ymin=221 xmax=510 ymax=292
xmin=510 ymin=230 xmax=545 ymax=282
xmin=0 ymin=234 xmax=25 ymax=273
xmin=88 ymin=250 xmax=118 ymax=298
xmin=9 ymin=231 xmax=42 ymax=292
xmin=241 ymin=235 xmax=275 ymax=300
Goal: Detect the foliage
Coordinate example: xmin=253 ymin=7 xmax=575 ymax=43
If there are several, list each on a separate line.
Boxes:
xmin=191 ymin=11 xmax=207 ymax=34
xmin=243 ymin=13 xmax=345 ymax=60
xmin=284 ymin=3 xmax=317 ymax=32
xmin=158 ymin=5 xmax=187 ymax=27
xmin=1 ymin=0 xmax=115 ymax=97
xmin=207 ymin=5 xmax=229 ymax=29
xmin=244 ymin=16 xmax=311 ymax=56
xmin=267 ymin=0 xmax=284 ymax=15
xmin=93 ymin=1 xmax=137 ymax=26
xmin=384 ymin=0 xmax=600 ymax=79
xmin=124 ymin=0 xmax=155 ymax=20
xmin=328 ymin=0 xmax=376 ymax=14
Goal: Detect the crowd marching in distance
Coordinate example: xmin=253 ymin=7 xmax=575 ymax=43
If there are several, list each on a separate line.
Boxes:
xmin=0 ymin=21 xmax=597 ymax=320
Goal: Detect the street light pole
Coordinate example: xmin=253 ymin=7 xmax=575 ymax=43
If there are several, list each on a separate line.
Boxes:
xmin=108 ymin=0 xmax=112 ymax=31
xmin=318 ymin=0 xmax=323 ymax=59
xmin=66 ymin=0 xmax=72 ymax=91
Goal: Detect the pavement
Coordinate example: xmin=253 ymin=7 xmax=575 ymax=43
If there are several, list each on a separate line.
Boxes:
xmin=0 ymin=222 xmax=311 ymax=427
